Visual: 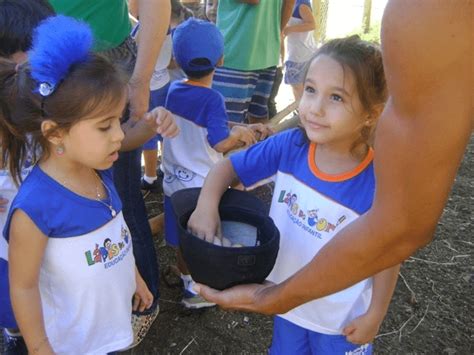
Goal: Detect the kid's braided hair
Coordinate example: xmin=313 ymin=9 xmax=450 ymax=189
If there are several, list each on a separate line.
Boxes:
xmin=0 ymin=15 xmax=127 ymax=184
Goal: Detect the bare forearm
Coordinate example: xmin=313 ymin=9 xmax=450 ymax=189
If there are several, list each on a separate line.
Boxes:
xmin=255 ymin=212 xmax=415 ymax=314
xmin=128 ymin=0 xmax=138 ymax=18
xmin=120 ymin=120 xmax=155 ymax=151
xmin=214 ymin=134 xmax=242 ymax=153
xmin=196 ymin=159 xmax=237 ymax=209
xmin=285 ymin=22 xmax=315 ymax=34
xmin=368 ymin=264 xmax=400 ymax=316
xmin=130 ymin=0 xmax=170 ymax=86
xmin=281 ymin=0 xmax=296 ymax=30
xmin=11 ymin=287 xmax=53 ymax=353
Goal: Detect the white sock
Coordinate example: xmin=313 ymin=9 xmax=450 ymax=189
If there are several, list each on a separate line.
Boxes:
xmin=180 ymin=274 xmax=195 ymax=292
xmin=144 ymin=175 xmax=157 ymax=184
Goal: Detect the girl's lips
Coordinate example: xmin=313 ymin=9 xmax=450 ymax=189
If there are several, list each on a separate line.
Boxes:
xmin=109 ymin=151 xmax=119 ymax=162
xmin=307 ymin=121 xmax=328 ymax=129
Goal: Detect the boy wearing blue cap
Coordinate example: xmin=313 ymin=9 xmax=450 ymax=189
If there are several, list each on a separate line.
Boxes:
xmin=162 ymin=18 xmax=267 ymax=309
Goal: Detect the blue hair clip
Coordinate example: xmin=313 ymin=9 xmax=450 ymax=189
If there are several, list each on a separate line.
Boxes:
xmin=29 ymin=15 xmax=94 ymax=97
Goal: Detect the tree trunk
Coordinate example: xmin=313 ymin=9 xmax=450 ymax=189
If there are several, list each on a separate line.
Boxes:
xmin=362 ymin=0 xmax=372 ymax=34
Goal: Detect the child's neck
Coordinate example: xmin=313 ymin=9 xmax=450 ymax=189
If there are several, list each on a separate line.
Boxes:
xmin=186 ymin=71 xmax=214 ymax=88
xmin=39 ymin=156 xmax=103 ymax=199
xmin=314 ymin=142 xmax=369 ymax=176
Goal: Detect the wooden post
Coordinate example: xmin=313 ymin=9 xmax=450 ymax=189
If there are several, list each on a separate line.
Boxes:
xmin=312 ymin=0 xmax=321 ymax=42
xmin=317 ymin=0 xmax=330 ymax=43
xmin=362 ymin=0 xmax=372 ymax=34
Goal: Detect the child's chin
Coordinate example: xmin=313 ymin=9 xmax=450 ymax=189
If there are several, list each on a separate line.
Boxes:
xmin=306 ymin=132 xmax=326 ymax=144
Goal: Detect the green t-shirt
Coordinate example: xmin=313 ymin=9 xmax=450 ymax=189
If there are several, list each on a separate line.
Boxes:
xmin=217 ymin=0 xmax=282 ymax=71
xmin=49 ymin=0 xmax=131 ymax=52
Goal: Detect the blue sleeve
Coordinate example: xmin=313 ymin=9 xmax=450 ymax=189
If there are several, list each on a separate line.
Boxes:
xmin=230 ymin=129 xmax=298 ymax=187
xmin=292 ymin=0 xmax=312 ymax=18
xmin=7 ymin=204 xmax=50 ymax=240
xmin=206 ymin=93 xmax=230 ymax=147
xmin=3 ymin=187 xmax=50 ymax=242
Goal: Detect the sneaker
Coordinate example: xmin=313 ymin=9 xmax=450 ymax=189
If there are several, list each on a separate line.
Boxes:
xmin=181 ymin=289 xmax=216 ymax=309
xmin=3 ymin=329 xmax=27 ymax=355
xmin=140 ymin=177 xmax=161 ymax=192
xmin=123 ymin=306 xmax=160 ymax=350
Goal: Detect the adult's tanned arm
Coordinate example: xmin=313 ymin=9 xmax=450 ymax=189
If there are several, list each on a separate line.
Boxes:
xmin=194 ymin=0 xmax=473 ymax=314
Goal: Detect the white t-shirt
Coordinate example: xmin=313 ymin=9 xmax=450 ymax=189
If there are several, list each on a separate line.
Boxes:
xmin=150 ymin=32 xmax=172 ymax=90
xmin=285 ymin=0 xmax=317 ymax=63
xmin=131 ymin=24 xmax=172 ymax=91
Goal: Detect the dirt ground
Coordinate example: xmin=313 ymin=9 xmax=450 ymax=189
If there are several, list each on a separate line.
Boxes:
xmin=125 ymin=137 xmax=473 ymax=355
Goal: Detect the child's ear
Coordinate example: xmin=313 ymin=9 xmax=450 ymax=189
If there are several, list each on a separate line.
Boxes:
xmin=41 ymin=120 xmax=64 ymax=145
xmin=217 ymin=55 xmax=224 ymax=67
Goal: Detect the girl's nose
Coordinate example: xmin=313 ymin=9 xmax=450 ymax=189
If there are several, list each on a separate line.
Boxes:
xmin=311 ymin=96 xmax=325 ymax=116
xmin=113 ymin=123 xmax=125 ymax=143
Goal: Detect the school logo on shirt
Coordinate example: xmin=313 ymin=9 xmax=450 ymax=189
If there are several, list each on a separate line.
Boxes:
xmin=84 ymin=225 xmax=132 ymax=269
xmin=277 ymin=189 xmax=347 ymax=239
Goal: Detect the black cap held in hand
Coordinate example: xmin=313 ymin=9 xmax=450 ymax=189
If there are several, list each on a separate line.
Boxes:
xmin=171 ymin=188 xmax=280 ymax=290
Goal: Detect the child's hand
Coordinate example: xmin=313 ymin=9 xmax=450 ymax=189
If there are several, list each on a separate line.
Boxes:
xmin=230 ymin=125 xmax=257 ymax=148
xmin=133 ymin=269 xmax=154 ymax=312
xmin=144 ymin=107 xmax=180 ymax=138
xmin=342 ymin=311 xmax=383 ymax=345
xmin=248 ymin=123 xmax=273 ymax=141
xmin=187 ymin=206 xmax=221 ymax=243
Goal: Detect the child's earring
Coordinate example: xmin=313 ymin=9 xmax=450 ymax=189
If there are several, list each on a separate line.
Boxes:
xmin=56 ymin=144 xmax=65 ymax=155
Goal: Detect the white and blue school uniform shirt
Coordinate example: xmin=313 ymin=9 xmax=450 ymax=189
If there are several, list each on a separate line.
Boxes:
xmin=1 ymin=165 xmax=135 ymax=354
xmin=163 ymin=81 xmax=230 ymax=197
xmin=285 ymin=0 xmax=317 ymax=64
xmin=230 ymin=128 xmax=375 ymax=335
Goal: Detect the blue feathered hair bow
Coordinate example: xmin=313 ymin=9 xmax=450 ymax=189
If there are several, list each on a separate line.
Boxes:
xmin=29 ymin=15 xmax=94 ymax=97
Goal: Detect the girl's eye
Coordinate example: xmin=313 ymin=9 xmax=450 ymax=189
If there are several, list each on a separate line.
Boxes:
xmin=330 ymin=94 xmax=343 ymax=102
xmin=304 ymin=85 xmax=315 ymax=94
xmin=99 ymin=125 xmax=112 ymax=132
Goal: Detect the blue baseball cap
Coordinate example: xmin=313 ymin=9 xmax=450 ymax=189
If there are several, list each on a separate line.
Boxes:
xmin=172 ymin=18 xmax=224 ymax=73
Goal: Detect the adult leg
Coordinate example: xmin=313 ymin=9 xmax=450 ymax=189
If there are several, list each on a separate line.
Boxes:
xmin=267 ymin=66 xmax=284 ymax=119
xmin=213 ymin=66 xmax=258 ymax=123
xmin=247 ymin=66 xmax=277 ymax=124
